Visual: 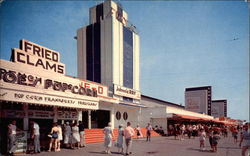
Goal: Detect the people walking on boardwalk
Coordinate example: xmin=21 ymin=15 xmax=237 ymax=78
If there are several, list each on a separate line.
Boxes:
xmin=146 ymin=123 xmax=152 ymax=141
xmin=135 ymin=125 xmax=143 ymax=139
xmin=7 ymin=120 xmax=18 ymax=155
xmin=232 ymin=126 xmax=239 ymax=143
xmin=48 ymin=122 xmax=59 ymax=152
xmin=103 ymin=122 xmax=114 ymax=154
xmin=173 ymin=124 xmax=178 ymax=140
xmin=180 ymin=124 xmax=185 ymax=140
xmin=207 ymin=127 xmax=213 ymax=149
xmin=168 ymin=124 xmax=174 ymax=136
xmin=187 ymin=125 xmax=193 ymax=139
xmin=239 ymin=123 xmax=250 ymax=156
xmin=192 ymin=125 xmax=197 ymax=138
xmin=222 ymin=126 xmax=228 ymax=138
xmin=57 ymin=122 xmax=63 ymax=151
xmin=116 ymin=124 xmax=124 ymax=154
xmin=211 ymin=130 xmax=220 ymax=152
xmin=64 ymin=122 xmax=72 ymax=149
xmin=175 ymin=124 xmax=181 ymax=140
xmin=78 ymin=121 xmax=86 ymax=148
xmin=31 ymin=121 xmax=40 ymax=153
xmin=199 ymin=129 xmax=206 ymax=151
xmin=124 ymin=122 xmax=135 ymax=155
xmin=71 ymin=122 xmax=80 ymax=149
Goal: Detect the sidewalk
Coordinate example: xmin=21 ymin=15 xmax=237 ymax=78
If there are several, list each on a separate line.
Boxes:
xmin=22 ymin=136 xmax=242 ymax=156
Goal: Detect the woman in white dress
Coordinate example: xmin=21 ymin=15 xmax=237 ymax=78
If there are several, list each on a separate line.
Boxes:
xmin=116 ymin=124 xmax=124 ymax=154
xmin=71 ymin=122 xmax=80 ymax=149
xmin=57 ymin=123 xmax=63 ymax=151
xmin=103 ymin=122 xmax=114 ymax=154
xmin=64 ymin=122 xmax=72 ymax=148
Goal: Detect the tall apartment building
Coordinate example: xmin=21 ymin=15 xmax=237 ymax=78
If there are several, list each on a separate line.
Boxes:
xmin=185 ymin=86 xmax=212 ymax=115
xmin=211 ymin=100 xmax=227 ymax=118
xmin=77 ymin=0 xmax=140 ymax=104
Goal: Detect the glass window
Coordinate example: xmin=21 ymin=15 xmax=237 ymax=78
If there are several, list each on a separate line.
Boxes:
xmin=123 ymin=26 xmax=133 ymax=89
xmin=116 ymin=111 xmax=121 ymax=120
xmin=123 ymin=112 xmax=128 ymax=120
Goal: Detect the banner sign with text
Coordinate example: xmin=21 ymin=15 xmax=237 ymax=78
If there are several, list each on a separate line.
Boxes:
xmin=113 ymin=84 xmax=141 ymax=100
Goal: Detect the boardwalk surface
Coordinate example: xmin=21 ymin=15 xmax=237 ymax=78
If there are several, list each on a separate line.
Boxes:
xmin=22 ymin=135 xmax=243 ymax=156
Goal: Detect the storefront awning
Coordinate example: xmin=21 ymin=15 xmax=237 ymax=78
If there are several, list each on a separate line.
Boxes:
xmin=168 ymin=113 xmax=215 ymax=122
xmin=173 ymin=114 xmax=202 ymax=120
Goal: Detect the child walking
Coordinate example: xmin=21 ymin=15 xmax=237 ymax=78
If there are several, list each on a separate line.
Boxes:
xmin=199 ymin=129 xmax=206 ymax=151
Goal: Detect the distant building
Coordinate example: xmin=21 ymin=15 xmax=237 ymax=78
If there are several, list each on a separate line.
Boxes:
xmin=185 ymin=86 xmax=212 ymax=115
xmin=211 ymin=100 xmax=227 ymax=117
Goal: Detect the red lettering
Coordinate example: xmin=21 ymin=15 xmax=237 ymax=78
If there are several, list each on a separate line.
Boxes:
xmin=98 ymin=87 xmax=103 ymax=94
xmin=84 ymin=83 xmax=90 ymax=88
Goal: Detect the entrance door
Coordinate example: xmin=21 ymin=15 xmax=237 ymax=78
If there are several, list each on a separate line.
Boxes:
xmin=91 ymin=110 xmax=110 ymax=128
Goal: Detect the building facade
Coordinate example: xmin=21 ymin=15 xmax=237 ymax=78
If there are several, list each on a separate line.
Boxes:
xmin=211 ymin=99 xmax=227 ymax=118
xmin=185 ymin=86 xmax=212 ymax=115
xmin=77 ymin=0 xmax=140 ymax=104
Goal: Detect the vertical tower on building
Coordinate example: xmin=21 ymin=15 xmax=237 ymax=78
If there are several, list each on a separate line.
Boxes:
xmin=185 ymin=86 xmax=212 ymax=115
xmin=77 ymin=0 xmax=140 ymax=103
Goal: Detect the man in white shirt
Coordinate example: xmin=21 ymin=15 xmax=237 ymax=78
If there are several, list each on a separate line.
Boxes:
xmin=31 ymin=121 xmax=40 ymax=153
xmin=124 ymin=122 xmax=135 ymax=155
xmin=8 ymin=120 xmax=17 ymax=155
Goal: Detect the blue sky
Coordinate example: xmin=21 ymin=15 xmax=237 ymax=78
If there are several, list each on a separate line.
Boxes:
xmin=0 ymin=0 xmax=249 ymax=121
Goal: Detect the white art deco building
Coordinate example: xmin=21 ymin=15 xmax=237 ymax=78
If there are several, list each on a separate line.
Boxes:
xmin=77 ymin=0 xmax=140 ymax=105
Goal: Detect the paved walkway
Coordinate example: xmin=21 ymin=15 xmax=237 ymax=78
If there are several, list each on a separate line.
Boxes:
xmin=22 ymin=136 xmax=243 ymax=156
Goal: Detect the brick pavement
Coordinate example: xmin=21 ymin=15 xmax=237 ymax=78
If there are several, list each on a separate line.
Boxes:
xmin=21 ymin=135 xmax=243 ymax=156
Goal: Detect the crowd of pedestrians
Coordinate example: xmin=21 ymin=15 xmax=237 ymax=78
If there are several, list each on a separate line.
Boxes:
xmin=167 ymin=122 xmax=250 ymax=155
xmin=103 ymin=122 xmax=136 ymax=155
xmin=6 ymin=120 xmax=250 ymax=156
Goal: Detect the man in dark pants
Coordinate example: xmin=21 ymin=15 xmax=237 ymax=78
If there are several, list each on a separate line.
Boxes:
xmin=78 ymin=121 xmax=85 ymax=147
xmin=146 ymin=123 xmax=152 ymax=141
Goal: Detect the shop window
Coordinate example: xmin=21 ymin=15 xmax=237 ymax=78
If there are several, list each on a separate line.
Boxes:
xmin=123 ymin=112 xmax=128 ymax=120
xmin=116 ymin=111 xmax=121 ymax=120
xmin=1 ymin=101 xmax=23 ymax=110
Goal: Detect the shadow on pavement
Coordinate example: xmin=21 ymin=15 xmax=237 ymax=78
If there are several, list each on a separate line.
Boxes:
xmin=89 ymin=151 xmax=108 ymax=155
xmin=218 ymin=146 xmax=240 ymax=150
xmin=88 ymin=151 xmax=122 ymax=155
xmin=186 ymin=147 xmax=214 ymax=153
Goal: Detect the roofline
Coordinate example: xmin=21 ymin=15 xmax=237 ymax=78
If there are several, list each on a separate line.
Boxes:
xmin=185 ymin=86 xmax=211 ymax=91
xmin=212 ymin=99 xmax=227 ymax=102
xmin=141 ymin=94 xmax=184 ymax=108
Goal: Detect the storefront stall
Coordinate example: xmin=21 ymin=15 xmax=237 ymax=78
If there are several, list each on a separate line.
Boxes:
xmin=0 ymin=40 xmax=108 ymax=154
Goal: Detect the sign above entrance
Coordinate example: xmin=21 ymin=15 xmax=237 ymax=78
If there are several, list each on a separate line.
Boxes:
xmin=113 ymin=84 xmax=141 ymax=100
xmin=0 ymin=39 xmax=111 ymax=110
xmin=11 ymin=40 xmax=65 ymax=74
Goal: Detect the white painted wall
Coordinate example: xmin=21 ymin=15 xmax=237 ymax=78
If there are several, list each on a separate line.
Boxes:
xmin=77 ymin=27 xmax=87 ymax=80
xmin=133 ymin=33 xmax=140 ymax=91
xmin=113 ymin=104 xmax=140 ymax=128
